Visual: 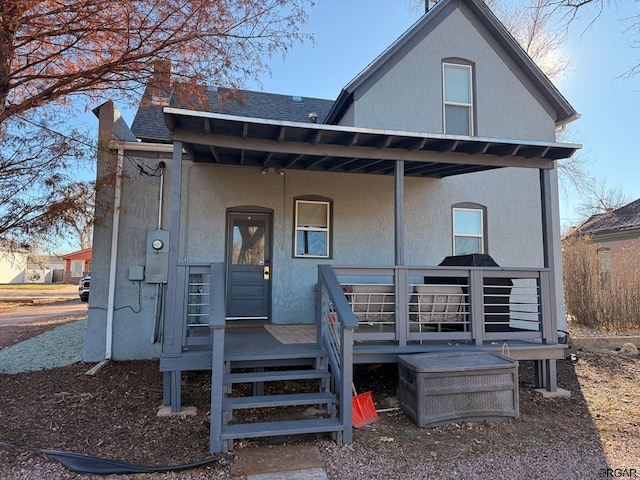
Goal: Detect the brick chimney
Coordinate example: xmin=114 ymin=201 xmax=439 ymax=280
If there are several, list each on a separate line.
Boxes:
xmin=145 ymin=60 xmax=172 ymax=106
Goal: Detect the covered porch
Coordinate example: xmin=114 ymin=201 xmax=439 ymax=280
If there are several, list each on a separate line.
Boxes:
xmin=158 ymin=108 xmax=578 ymax=452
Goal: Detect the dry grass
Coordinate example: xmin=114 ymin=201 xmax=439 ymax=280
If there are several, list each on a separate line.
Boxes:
xmin=563 ymin=236 xmax=640 ymax=331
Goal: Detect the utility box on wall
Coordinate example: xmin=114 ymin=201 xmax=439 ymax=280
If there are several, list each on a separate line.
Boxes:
xmin=145 ymin=230 xmax=170 ymax=283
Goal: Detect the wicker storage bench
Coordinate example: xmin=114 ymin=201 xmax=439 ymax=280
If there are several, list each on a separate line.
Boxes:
xmin=398 ymin=352 xmax=519 ymax=428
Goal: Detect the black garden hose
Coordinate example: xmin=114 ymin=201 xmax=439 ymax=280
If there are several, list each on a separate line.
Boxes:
xmin=0 ymin=442 xmax=219 ymax=475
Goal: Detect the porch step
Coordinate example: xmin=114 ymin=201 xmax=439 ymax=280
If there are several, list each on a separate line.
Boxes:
xmin=224 ymin=348 xmax=324 ymax=363
xmin=223 ymin=392 xmax=335 ymax=410
xmin=224 ymin=368 xmax=330 ymax=384
xmin=221 ymin=417 xmax=343 ymax=440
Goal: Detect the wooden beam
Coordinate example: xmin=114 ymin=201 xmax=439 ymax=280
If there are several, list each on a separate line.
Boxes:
xmin=307 ymin=156 xmax=331 ymax=169
xmin=262 ymin=152 xmax=274 ymax=168
xmin=327 ymin=157 xmax=360 ymax=172
xmin=172 ymin=129 xmax=555 ymax=170
xmin=277 ymin=127 xmax=286 ymax=142
xmin=409 ymin=138 xmax=428 ymax=151
xmin=285 ymin=154 xmax=305 ymax=168
xmin=208 ymin=146 xmax=220 ymax=163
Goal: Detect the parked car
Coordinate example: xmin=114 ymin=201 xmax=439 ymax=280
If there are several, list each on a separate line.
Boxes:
xmin=79 ymin=275 xmax=90 ymax=302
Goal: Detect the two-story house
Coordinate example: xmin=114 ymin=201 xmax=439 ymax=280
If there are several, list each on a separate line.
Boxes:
xmin=86 ymin=0 xmax=579 ymax=452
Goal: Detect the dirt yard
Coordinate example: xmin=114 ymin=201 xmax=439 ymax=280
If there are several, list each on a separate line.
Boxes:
xmin=0 ymin=348 xmax=638 ymax=479
xmin=0 ymin=285 xmax=85 ymax=350
xmin=0 ymin=291 xmax=638 ymax=478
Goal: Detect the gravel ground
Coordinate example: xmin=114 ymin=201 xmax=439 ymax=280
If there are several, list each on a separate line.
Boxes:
xmin=0 ymin=320 xmax=85 ymax=373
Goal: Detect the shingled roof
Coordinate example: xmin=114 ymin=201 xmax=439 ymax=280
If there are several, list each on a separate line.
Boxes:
xmin=572 ymin=199 xmax=640 ymax=237
xmin=131 ymin=86 xmax=335 ymax=143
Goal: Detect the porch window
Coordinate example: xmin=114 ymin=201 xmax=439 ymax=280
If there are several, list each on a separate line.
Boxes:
xmin=443 ymin=62 xmax=473 ymax=136
xmin=294 ymin=199 xmax=331 ymax=258
xmin=452 ymin=206 xmax=484 ymax=255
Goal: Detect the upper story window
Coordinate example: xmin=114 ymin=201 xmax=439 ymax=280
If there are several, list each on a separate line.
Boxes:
xmin=452 ymin=204 xmax=485 ymax=255
xmin=443 ymin=62 xmax=474 ymax=136
xmin=294 ymin=198 xmax=331 ymax=258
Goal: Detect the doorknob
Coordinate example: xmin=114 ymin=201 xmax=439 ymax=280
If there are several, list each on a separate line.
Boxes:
xmin=263 ymin=266 xmax=270 ymax=280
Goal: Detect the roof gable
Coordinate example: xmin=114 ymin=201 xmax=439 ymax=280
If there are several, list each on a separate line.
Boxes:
xmin=325 ymin=0 xmax=576 ymax=126
xmin=62 ymin=248 xmax=93 ymax=261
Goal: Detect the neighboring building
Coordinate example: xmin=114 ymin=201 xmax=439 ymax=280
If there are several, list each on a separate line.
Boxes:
xmin=26 ymin=254 xmax=65 ymax=283
xmin=0 ymin=248 xmax=29 ymax=284
xmin=0 ymin=249 xmax=64 ymax=284
xmin=564 ymin=198 xmax=640 ymax=284
xmin=567 ymin=198 xmax=640 ymax=250
xmin=61 ymin=248 xmax=92 ymax=283
xmin=87 ymin=0 xmax=579 ymax=452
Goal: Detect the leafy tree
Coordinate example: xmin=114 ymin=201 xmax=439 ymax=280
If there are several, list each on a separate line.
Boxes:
xmin=0 ymin=0 xmax=312 ymax=124
xmin=0 ymin=0 xmax=313 ymax=249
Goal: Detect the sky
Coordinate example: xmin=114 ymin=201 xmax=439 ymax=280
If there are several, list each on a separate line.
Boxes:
xmin=115 ymin=0 xmax=640 ymax=229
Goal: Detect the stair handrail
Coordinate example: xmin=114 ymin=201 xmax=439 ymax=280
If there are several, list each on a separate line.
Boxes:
xmin=317 ymin=264 xmax=358 ymax=444
xmin=208 ymin=262 xmax=226 ymax=453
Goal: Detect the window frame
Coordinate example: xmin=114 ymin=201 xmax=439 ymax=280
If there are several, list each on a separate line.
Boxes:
xmin=442 ymin=61 xmax=474 ymax=136
xmin=452 ymin=204 xmax=486 ymax=256
xmin=71 ymin=260 xmax=85 ymax=277
xmin=293 ymin=198 xmax=332 ymax=259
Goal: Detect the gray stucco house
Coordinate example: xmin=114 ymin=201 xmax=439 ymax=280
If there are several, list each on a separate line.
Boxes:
xmin=87 ymin=0 xmax=579 ymax=452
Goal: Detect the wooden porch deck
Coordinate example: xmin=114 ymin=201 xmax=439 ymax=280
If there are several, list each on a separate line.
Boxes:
xmin=160 ymin=262 xmax=566 ymax=452
xmin=161 ymin=324 xmax=565 ymax=369
xmin=225 ymin=325 xmax=567 ymax=363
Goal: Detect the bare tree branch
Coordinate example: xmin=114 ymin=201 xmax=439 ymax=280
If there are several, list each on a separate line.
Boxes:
xmin=0 ymin=0 xmax=313 ymax=248
xmin=0 ymin=0 xmax=313 ymax=125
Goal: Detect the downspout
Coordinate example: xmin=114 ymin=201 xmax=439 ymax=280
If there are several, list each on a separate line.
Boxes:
xmin=105 ymin=146 xmax=124 ymax=360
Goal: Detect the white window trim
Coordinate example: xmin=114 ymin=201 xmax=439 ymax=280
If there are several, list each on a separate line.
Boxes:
xmin=452 ymin=207 xmax=484 ymax=255
xmin=442 ymin=62 xmax=474 ymax=136
xmin=71 ymin=260 xmax=84 ymax=277
xmin=294 ymin=199 xmax=330 ymax=258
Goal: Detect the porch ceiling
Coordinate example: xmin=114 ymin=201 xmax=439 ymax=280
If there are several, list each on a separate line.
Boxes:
xmin=163 ymin=107 xmax=580 ymax=178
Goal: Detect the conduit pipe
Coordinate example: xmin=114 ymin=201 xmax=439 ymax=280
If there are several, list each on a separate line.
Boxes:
xmin=151 ymin=163 xmax=166 ymax=344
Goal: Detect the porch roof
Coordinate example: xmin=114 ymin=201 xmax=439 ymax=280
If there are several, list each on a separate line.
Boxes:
xmin=163 ymin=107 xmax=580 ymax=178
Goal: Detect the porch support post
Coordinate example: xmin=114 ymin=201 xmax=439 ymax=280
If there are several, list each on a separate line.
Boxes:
xmin=539 ymin=168 xmax=559 ymax=392
xmin=469 ymin=269 xmax=484 ymax=345
xmin=395 ymin=267 xmax=408 ymax=347
xmin=164 ymin=140 xmax=184 ymax=411
xmin=394 ymin=160 xmax=405 ymax=266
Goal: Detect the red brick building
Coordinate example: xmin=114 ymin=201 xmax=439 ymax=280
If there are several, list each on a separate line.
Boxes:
xmin=62 ymin=248 xmax=92 ymax=283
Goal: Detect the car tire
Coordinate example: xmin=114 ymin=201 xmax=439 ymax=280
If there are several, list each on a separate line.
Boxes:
xmin=80 ymin=295 xmax=89 ymax=302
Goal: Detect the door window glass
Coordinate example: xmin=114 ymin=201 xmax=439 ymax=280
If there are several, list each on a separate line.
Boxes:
xmin=232 ymin=219 xmax=265 ymax=265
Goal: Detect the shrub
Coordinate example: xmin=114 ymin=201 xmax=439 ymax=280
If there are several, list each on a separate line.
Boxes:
xmin=563 ymin=235 xmax=640 ymax=330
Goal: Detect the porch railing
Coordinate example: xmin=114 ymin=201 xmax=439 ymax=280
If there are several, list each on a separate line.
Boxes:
xmin=331 ymin=265 xmax=556 ymax=347
xmin=317 ymin=264 xmax=358 ymax=445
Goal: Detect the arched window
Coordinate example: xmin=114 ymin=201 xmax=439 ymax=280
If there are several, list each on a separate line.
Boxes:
xmin=452 ymin=203 xmax=486 ymax=255
xmin=442 ymin=59 xmax=475 ymax=135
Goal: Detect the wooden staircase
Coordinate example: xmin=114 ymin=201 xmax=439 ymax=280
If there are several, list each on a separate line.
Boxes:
xmin=210 ymin=345 xmax=344 ymax=452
